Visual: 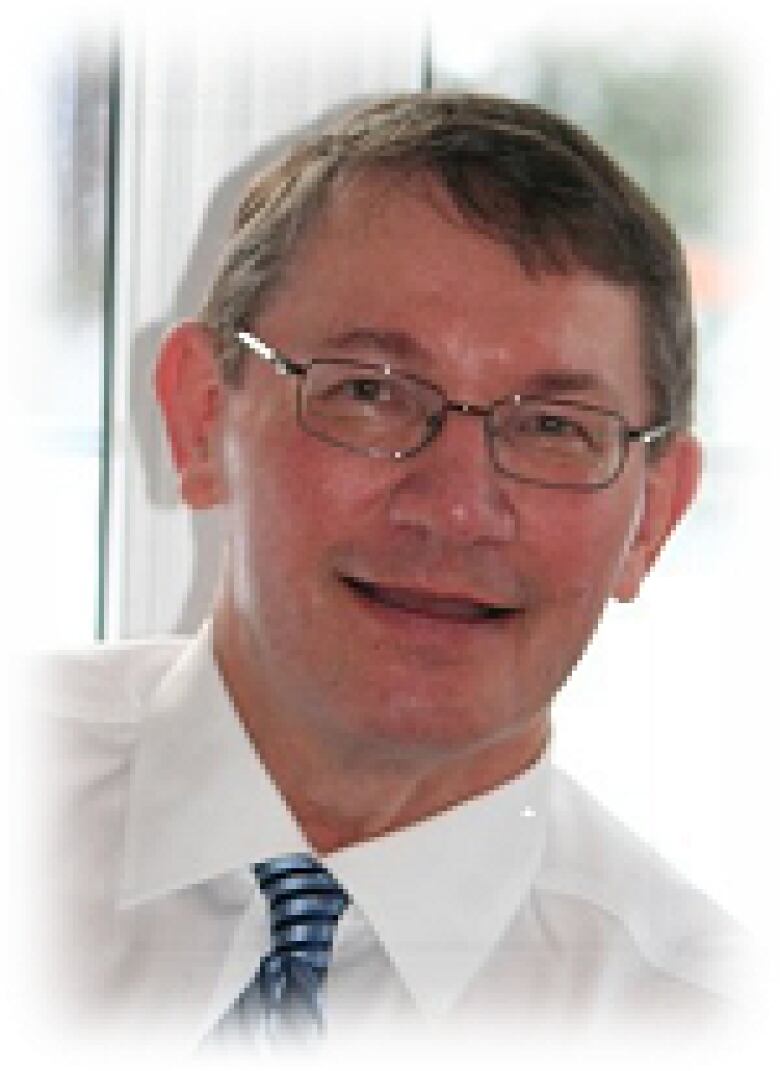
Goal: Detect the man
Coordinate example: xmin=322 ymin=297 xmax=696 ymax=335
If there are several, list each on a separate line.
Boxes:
xmin=46 ymin=92 xmax=742 ymax=1047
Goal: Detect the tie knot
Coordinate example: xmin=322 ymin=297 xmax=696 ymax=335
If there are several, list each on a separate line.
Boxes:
xmin=211 ymin=854 xmax=350 ymax=1040
xmin=254 ymin=854 xmax=350 ymax=975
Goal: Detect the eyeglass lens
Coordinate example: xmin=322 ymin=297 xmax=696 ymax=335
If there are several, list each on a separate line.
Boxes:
xmin=299 ymin=362 xmax=625 ymax=487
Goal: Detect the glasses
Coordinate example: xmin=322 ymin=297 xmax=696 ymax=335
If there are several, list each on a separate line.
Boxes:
xmin=236 ymin=330 xmax=670 ymax=490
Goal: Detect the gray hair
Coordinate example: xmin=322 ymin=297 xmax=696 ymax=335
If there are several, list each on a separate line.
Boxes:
xmin=201 ymin=92 xmax=695 ymax=445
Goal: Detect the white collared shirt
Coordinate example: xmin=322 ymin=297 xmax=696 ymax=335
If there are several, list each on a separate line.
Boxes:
xmin=40 ymin=618 xmax=745 ymax=1050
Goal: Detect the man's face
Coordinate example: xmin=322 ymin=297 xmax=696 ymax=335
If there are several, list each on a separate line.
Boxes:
xmin=216 ymin=171 xmax=661 ymax=763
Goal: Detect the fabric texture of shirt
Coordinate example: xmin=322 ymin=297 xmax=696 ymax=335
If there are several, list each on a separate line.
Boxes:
xmin=41 ymin=617 xmax=746 ymax=1049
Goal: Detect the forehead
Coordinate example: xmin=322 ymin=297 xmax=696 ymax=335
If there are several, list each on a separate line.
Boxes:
xmin=256 ymin=169 xmax=645 ymax=411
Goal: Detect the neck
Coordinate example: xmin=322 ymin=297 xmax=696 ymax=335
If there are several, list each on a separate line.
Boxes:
xmin=212 ymin=598 xmax=550 ymax=854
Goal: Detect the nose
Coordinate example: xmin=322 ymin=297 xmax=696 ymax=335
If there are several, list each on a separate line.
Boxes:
xmin=386 ymin=409 xmax=517 ymax=546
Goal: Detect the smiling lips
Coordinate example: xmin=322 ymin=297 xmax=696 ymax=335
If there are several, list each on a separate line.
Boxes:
xmin=340 ymin=575 xmax=519 ymax=623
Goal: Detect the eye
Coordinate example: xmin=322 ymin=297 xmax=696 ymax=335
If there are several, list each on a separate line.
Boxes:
xmin=500 ymin=403 xmax=601 ymax=452
xmin=318 ymin=371 xmax=414 ymax=413
xmin=532 ymin=412 xmax=587 ymax=439
xmin=308 ymin=368 xmax=415 ymax=419
xmin=339 ymin=377 xmax=393 ymax=404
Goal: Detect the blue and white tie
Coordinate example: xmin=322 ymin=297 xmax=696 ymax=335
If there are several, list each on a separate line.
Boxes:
xmin=220 ymin=853 xmax=350 ymax=1040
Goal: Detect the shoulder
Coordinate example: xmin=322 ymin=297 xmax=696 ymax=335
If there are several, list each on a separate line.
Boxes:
xmin=30 ymin=634 xmax=191 ymax=726
xmin=35 ymin=635 xmax=197 ymax=982
xmin=540 ymin=766 xmax=747 ymax=1003
xmin=32 ymin=635 xmax=194 ymax=834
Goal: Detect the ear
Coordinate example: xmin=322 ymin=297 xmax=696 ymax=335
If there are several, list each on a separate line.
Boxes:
xmin=612 ymin=434 xmax=702 ymax=602
xmin=154 ymin=321 xmax=228 ymax=509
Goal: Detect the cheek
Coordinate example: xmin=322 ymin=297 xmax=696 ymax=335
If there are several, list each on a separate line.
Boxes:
xmin=224 ymin=419 xmax=365 ymax=609
xmin=525 ymin=491 xmax=639 ymax=607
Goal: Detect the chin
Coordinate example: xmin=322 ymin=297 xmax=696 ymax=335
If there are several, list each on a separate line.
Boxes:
xmin=339 ymin=693 xmax=521 ymax=756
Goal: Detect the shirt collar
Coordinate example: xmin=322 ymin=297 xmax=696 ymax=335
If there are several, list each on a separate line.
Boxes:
xmin=119 ymin=618 xmax=551 ymax=1017
xmin=327 ymin=762 xmax=549 ymax=1017
xmin=119 ymin=618 xmax=309 ymax=907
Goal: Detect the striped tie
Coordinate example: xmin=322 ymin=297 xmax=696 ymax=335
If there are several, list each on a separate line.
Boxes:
xmin=220 ymin=853 xmax=350 ymax=1039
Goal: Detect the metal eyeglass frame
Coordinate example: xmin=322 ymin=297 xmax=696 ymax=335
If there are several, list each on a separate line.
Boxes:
xmin=235 ymin=329 xmax=671 ymax=491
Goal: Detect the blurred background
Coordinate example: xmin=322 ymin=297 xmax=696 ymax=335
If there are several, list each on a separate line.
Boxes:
xmin=4 ymin=1 xmax=777 ymax=939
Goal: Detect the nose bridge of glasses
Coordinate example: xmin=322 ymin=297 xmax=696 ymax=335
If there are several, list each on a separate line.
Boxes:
xmin=418 ymin=397 xmax=498 ymax=467
xmin=428 ymin=398 xmax=497 ymax=451
xmin=387 ymin=389 xmax=516 ymax=540
xmin=445 ymin=399 xmax=493 ymax=420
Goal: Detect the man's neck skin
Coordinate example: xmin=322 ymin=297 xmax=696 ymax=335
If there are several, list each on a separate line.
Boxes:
xmin=212 ymin=594 xmax=549 ymax=856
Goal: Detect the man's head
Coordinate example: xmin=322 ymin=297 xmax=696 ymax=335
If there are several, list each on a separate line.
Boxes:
xmin=203 ymin=92 xmax=696 ymax=443
xmin=156 ymin=92 xmax=700 ymax=784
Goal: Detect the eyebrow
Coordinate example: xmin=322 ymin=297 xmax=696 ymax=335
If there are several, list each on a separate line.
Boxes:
xmin=319 ymin=327 xmax=620 ymax=404
xmin=321 ymin=327 xmax=432 ymax=363
xmin=517 ymin=369 xmax=621 ymax=405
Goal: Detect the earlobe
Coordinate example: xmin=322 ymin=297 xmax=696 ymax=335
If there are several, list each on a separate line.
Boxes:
xmin=155 ymin=321 xmax=228 ymax=509
xmin=612 ymin=435 xmax=702 ymax=603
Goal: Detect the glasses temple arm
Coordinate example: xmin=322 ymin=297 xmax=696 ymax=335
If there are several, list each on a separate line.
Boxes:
xmin=235 ymin=331 xmax=307 ymax=376
xmin=629 ymin=421 xmax=672 ymax=445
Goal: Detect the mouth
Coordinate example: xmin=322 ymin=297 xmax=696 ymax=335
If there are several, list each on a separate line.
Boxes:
xmin=339 ymin=575 xmax=520 ymax=624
